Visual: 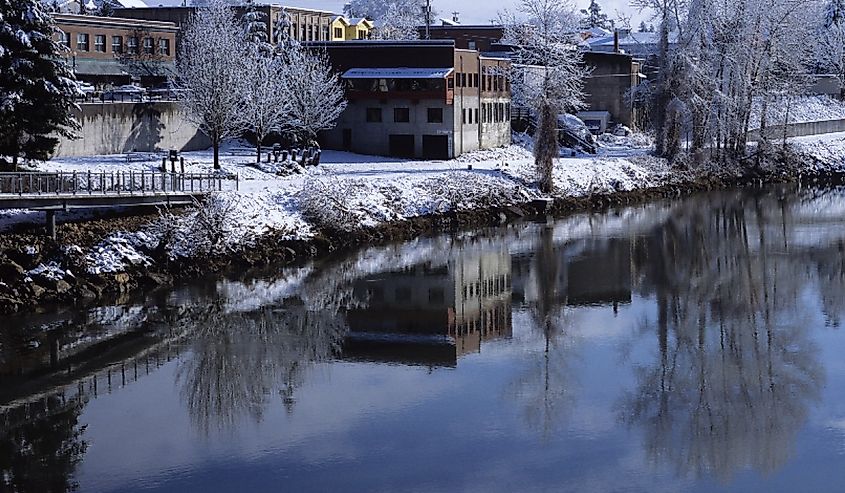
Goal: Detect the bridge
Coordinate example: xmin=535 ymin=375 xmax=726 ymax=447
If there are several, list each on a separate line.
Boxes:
xmin=0 ymin=171 xmax=237 ymax=238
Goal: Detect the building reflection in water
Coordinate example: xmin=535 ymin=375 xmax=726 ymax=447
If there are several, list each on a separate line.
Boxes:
xmin=343 ymin=249 xmax=513 ymax=367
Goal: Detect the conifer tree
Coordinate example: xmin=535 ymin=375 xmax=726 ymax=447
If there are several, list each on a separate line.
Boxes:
xmin=0 ymin=0 xmax=79 ymax=169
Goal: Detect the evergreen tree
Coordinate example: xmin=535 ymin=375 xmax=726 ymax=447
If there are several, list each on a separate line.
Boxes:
xmin=638 ymin=20 xmax=648 ymax=32
xmin=0 ymin=0 xmax=80 ymax=169
xmin=579 ymin=0 xmax=612 ymax=30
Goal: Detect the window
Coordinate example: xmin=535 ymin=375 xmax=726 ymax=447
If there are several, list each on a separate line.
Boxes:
xmin=308 ymin=24 xmax=313 ymax=41
xmin=60 ymin=31 xmax=70 ymax=48
xmin=127 ymin=36 xmax=138 ymax=55
xmin=94 ymin=34 xmax=106 ymax=52
xmin=474 ymin=108 xmax=478 ymax=123
xmin=143 ymin=37 xmax=154 ymax=54
xmin=76 ymin=33 xmax=89 ymax=51
xmin=462 ymin=108 xmax=466 ymax=124
xmin=428 ymin=287 xmax=445 ymax=304
xmin=468 ymin=40 xmax=477 ymax=50
xmin=473 ymin=73 xmax=478 ymax=87
xmin=323 ymin=25 xmax=330 ymax=40
xmin=393 ymin=107 xmax=410 ymax=122
xmin=158 ymin=38 xmax=170 ymax=56
xmin=366 ymin=107 xmax=382 ymax=122
xmin=112 ymin=35 xmax=123 ymax=53
xmin=293 ymin=24 xmax=298 ymax=39
xmin=505 ymin=102 xmax=510 ymax=120
xmin=427 ymin=107 xmax=443 ymax=123
xmin=334 ymin=27 xmax=343 ymax=38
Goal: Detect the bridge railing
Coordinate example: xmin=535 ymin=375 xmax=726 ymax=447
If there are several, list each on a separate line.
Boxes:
xmin=0 ymin=171 xmax=237 ymax=196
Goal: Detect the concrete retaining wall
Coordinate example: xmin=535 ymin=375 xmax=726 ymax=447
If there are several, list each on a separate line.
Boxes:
xmin=748 ymin=118 xmax=845 ymax=141
xmin=54 ymin=102 xmax=211 ymax=157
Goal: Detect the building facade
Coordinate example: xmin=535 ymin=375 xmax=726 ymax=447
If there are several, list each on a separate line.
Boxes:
xmin=311 ymin=40 xmax=511 ymax=159
xmin=114 ymin=5 xmax=338 ymax=48
xmin=421 ymin=25 xmax=505 ymax=52
xmin=330 ymin=16 xmax=373 ymax=40
xmin=53 ymin=13 xmax=178 ymax=86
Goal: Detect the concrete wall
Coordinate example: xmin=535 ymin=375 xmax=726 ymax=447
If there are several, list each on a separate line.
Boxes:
xmin=54 ymin=101 xmax=211 ymax=157
xmin=748 ymin=118 xmax=845 ymax=141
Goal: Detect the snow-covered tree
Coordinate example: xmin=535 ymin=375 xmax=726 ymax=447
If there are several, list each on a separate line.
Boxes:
xmin=818 ymin=0 xmax=845 ymax=87
xmin=638 ymin=20 xmax=648 ymax=32
xmin=282 ymin=46 xmax=347 ymax=145
xmin=0 ymin=0 xmax=80 ymax=170
xmin=372 ymin=2 xmax=420 ymax=40
xmin=238 ymin=2 xmax=290 ymax=162
xmin=345 ymin=0 xmax=430 ymax=36
xmin=579 ymin=0 xmax=612 ymax=30
xmin=633 ymin=0 xmax=820 ymax=163
xmin=501 ymin=0 xmax=589 ymax=193
xmin=172 ymin=0 xmax=247 ymax=169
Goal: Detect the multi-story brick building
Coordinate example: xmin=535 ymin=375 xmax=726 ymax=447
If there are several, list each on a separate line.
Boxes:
xmin=53 ymin=13 xmax=178 ymax=86
xmin=114 ymin=5 xmax=338 ymax=48
xmin=311 ymin=40 xmax=512 ymax=159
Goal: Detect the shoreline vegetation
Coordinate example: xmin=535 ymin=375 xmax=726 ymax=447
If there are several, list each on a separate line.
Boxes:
xmin=0 ymin=141 xmax=843 ymax=314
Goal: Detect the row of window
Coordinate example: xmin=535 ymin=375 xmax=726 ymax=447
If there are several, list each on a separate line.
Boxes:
xmin=290 ymin=23 xmax=330 ymax=41
xmin=366 ymin=107 xmax=444 ymax=124
xmin=462 ymin=102 xmax=511 ymax=125
xmin=461 ymin=274 xmax=511 ymax=300
xmin=454 ymin=70 xmax=509 ymax=92
xmin=60 ymin=32 xmax=170 ymax=56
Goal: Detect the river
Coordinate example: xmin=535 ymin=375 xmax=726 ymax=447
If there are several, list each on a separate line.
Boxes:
xmin=2 ymin=184 xmax=845 ymax=492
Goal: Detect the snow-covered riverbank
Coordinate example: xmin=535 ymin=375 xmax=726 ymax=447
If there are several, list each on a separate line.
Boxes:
xmin=0 ymin=131 xmax=842 ymax=313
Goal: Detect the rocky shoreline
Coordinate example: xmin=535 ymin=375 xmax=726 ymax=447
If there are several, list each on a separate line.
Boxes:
xmin=0 ymin=151 xmax=834 ymax=315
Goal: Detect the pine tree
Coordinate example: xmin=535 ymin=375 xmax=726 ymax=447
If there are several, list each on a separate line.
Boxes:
xmin=579 ymin=0 xmax=612 ymax=30
xmin=0 ymin=0 xmax=80 ymax=169
xmin=638 ymin=20 xmax=648 ymax=32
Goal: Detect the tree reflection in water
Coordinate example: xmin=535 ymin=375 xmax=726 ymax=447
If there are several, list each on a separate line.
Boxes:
xmin=621 ymin=189 xmax=828 ymax=482
xmin=510 ymin=225 xmax=577 ymax=438
xmin=175 ymin=301 xmax=348 ymax=433
xmin=0 ymin=396 xmax=88 ymax=492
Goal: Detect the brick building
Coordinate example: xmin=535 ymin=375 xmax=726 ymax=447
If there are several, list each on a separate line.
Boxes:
xmin=53 ymin=13 xmax=178 ymax=86
xmin=421 ymin=24 xmax=505 ymax=52
xmin=309 ymin=40 xmax=512 ymax=159
xmin=114 ymin=5 xmax=337 ymax=48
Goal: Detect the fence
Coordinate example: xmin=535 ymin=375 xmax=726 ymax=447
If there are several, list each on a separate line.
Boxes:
xmin=0 ymin=171 xmax=235 ymax=196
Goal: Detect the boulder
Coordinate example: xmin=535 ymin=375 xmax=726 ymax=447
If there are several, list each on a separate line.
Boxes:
xmin=0 ymin=260 xmax=26 ymax=281
xmin=54 ymin=280 xmax=71 ymax=294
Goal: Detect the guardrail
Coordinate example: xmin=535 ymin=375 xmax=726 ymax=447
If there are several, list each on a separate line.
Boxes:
xmin=0 ymin=171 xmax=235 ymax=196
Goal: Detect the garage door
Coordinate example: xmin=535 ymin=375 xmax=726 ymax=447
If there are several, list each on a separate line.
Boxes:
xmin=422 ymin=135 xmax=449 ymax=160
xmin=388 ymin=134 xmax=415 ymax=158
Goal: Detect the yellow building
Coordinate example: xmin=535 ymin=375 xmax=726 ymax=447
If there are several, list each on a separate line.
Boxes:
xmin=330 ymin=16 xmax=373 ymax=40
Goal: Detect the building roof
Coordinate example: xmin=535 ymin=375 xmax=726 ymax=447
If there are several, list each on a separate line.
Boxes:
xmin=53 ymin=13 xmax=178 ymax=31
xmin=342 ymin=67 xmax=454 ymax=79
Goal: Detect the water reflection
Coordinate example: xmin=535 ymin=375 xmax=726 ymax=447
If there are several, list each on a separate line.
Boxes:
xmin=621 ymin=190 xmax=827 ymax=481
xmin=2 ymin=184 xmax=845 ymax=491
xmin=176 ymin=302 xmax=347 ymax=432
xmin=344 ymin=249 xmax=513 ymax=367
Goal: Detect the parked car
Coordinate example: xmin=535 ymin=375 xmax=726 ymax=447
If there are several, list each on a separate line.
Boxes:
xmin=102 ymin=84 xmax=146 ymax=101
xmin=557 ymin=114 xmax=597 ymax=154
xmin=77 ymin=81 xmax=96 ymax=98
xmin=148 ymin=83 xmax=183 ymax=100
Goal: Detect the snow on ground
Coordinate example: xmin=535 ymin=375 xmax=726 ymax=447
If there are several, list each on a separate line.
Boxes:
xmin=790 ymin=131 xmax=845 ymax=172
xmin=7 ymin=136 xmax=676 ymax=274
xmin=750 ymin=95 xmax=845 ymax=129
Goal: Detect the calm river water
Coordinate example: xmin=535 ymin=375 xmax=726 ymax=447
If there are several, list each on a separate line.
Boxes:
xmin=3 ymin=185 xmax=845 ymax=492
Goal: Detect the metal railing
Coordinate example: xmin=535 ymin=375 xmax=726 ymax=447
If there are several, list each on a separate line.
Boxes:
xmin=0 ymin=171 xmax=235 ymax=196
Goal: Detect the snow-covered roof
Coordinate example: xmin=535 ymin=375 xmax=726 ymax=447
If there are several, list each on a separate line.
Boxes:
xmin=114 ymin=0 xmax=148 ymax=7
xmin=348 ymin=17 xmax=372 ymax=26
xmin=342 ymin=67 xmax=454 ymax=79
